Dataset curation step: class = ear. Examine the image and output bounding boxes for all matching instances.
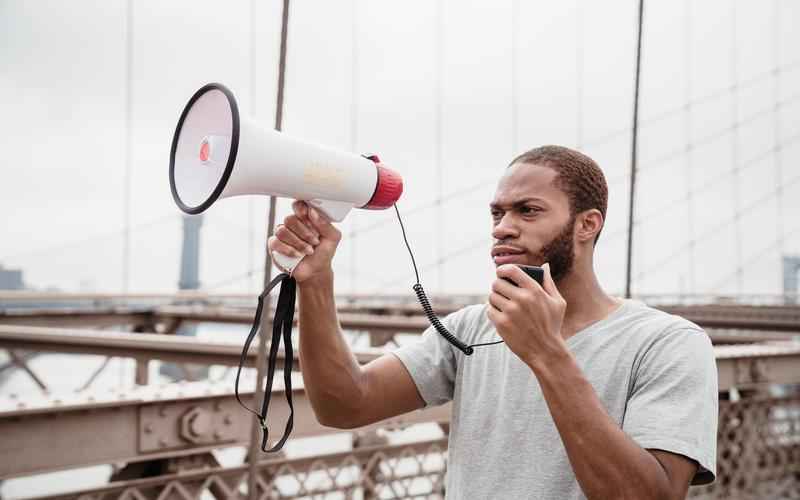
[575,209,604,244]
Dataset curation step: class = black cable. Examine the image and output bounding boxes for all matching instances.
[394,204,504,355]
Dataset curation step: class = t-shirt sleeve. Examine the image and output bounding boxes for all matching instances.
[623,327,718,485]
[390,311,461,408]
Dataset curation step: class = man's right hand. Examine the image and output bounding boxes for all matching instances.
[268,200,342,283]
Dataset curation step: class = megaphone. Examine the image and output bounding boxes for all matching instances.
[169,82,403,272]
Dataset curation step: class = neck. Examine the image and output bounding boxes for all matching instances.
[554,256,621,340]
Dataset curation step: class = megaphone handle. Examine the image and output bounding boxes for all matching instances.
[272,251,304,275]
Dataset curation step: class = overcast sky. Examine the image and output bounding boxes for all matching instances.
[1,0,799,298]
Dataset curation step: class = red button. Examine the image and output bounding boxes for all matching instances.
[199,140,210,162]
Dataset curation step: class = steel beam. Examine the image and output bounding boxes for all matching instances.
[715,342,800,390]
[0,308,154,329]
[0,325,383,369]
[0,379,449,479]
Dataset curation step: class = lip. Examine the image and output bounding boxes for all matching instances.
[491,245,526,265]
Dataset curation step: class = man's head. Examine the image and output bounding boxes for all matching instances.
[490,145,608,282]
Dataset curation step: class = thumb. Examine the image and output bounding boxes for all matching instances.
[307,206,339,239]
[541,262,563,299]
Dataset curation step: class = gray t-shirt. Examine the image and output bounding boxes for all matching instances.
[392,299,718,500]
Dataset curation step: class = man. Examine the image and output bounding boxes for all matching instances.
[268,145,718,499]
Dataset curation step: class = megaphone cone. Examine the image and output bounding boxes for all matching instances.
[169,83,403,272]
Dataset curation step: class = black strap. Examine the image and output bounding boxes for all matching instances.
[234,272,296,452]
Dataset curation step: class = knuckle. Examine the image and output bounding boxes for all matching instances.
[275,225,291,240]
[292,200,307,215]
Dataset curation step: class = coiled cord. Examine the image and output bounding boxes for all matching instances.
[413,283,473,354]
[394,204,504,355]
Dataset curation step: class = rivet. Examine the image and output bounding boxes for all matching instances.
[158,438,167,447]
[159,406,168,417]
[144,423,153,434]
[224,415,232,425]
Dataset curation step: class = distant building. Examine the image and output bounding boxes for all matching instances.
[0,264,25,290]
[784,256,800,304]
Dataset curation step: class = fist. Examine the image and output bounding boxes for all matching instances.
[268,201,342,283]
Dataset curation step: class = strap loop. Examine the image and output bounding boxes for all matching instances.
[234,272,297,452]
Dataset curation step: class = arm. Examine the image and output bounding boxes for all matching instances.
[269,201,424,429]
[531,344,697,500]
[489,264,697,500]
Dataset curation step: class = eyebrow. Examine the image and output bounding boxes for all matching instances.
[489,197,549,210]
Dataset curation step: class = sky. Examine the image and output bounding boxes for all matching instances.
[1,0,799,298]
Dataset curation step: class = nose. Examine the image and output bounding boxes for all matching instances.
[492,212,519,241]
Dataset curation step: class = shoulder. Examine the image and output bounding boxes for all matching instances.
[614,300,713,368]
[620,301,715,375]
[620,300,709,347]
[621,299,704,335]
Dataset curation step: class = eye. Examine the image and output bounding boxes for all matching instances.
[519,206,541,216]
[491,209,504,220]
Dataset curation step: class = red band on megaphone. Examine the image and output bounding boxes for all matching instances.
[363,165,403,209]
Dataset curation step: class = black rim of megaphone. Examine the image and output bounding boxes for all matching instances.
[169,82,240,215]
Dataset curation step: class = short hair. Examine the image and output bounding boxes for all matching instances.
[509,145,608,244]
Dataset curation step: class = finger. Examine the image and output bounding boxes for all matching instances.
[283,215,320,247]
[274,225,314,256]
[268,235,306,260]
[541,262,563,299]
[292,200,309,219]
[307,206,341,240]
[488,291,510,313]
[496,264,539,291]
[491,277,522,300]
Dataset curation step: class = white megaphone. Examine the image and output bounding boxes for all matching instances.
[169,83,403,273]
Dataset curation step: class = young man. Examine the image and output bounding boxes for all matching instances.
[268,145,718,499]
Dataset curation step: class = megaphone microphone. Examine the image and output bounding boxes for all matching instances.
[169,82,403,273]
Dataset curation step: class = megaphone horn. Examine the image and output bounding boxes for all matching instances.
[169,83,403,272]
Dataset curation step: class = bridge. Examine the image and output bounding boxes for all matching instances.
[2,0,800,498]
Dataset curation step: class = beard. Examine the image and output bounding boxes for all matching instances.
[532,215,576,282]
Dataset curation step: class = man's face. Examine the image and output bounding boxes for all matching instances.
[490,163,575,282]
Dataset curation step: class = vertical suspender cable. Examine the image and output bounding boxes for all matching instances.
[511,0,518,155]
[350,0,359,292]
[248,0,258,293]
[625,0,645,299]
[122,0,133,294]
[435,0,445,293]
[575,0,584,149]
[684,0,696,297]
[773,0,784,262]
[247,0,290,496]
[731,0,743,295]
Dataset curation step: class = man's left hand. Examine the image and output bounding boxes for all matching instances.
[487,262,568,367]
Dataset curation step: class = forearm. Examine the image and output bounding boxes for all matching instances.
[529,347,672,500]
[297,271,366,427]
